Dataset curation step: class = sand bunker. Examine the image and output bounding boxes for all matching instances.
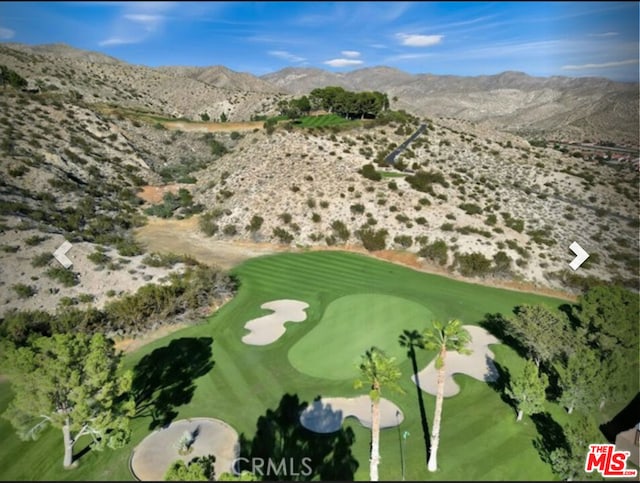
[300,396,404,433]
[412,325,500,397]
[130,418,239,481]
[241,300,309,345]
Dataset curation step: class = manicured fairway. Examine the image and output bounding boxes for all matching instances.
[0,251,586,481]
[289,294,434,379]
[296,114,352,127]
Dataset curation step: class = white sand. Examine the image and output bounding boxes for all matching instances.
[300,396,404,434]
[241,299,309,346]
[130,418,239,481]
[412,325,500,397]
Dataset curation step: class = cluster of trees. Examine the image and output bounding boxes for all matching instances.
[0,65,27,89]
[0,264,238,345]
[491,285,638,480]
[277,86,390,120]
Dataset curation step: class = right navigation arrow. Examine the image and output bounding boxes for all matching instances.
[569,241,589,271]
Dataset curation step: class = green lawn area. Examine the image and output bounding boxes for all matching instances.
[295,114,354,128]
[0,251,597,481]
[289,294,434,380]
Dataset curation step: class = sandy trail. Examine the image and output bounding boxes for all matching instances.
[162,121,264,133]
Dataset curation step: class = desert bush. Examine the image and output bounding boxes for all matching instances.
[459,203,483,215]
[492,251,512,276]
[455,252,492,277]
[418,240,448,265]
[356,226,388,251]
[350,203,365,214]
[246,215,264,232]
[279,212,292,224]
[31,252,53,268]
[45,267,79,287]
[405,169,449,195]
[222,224,237,236]
[394,235,413,248]
[330,220,350,241]
[199,211,219,237]
[273,227,293,244]
[24,235,48,246]
[87,250,110,265]
[12,283,36,299]
[116,238,144,256]
[359,163,381,181]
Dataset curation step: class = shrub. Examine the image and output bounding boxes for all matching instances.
[45,267,80,287]
[356,226,388,251]
[222,224,237,236]
[87,250,110,265]
[359,163,381,181]
[31,252,53,268]
[199,211,219,237]
[485,214,497,226]
[440,223,454,231]
[116,238,144,257]
[273,227,293,244]
[279,213,292,224]
[394,235,413,248]
[455,252,492,277]
[492,251,512,276]
[12,283,36,298]
[388,181,398,190]
[405,169,449,194]
[311,212,321,223]
[459,203,483,215]
[415,216,428,225]
[418,240,448,265]
[24,235,48,246]
[246,215,264,232]
[330,220,350,241]
[350,203,365,214]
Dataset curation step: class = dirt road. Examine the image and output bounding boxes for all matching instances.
[162,120,263,133]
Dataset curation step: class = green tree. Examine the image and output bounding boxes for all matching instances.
[354,347,404,481]
[548,413,603,481]
[505,359,548,421]
[422,320,471,471]
[218,470,259,481]
[0,333,135,468]
[554,347,601,414]
[506,304,570,368]
[164,455,215,481]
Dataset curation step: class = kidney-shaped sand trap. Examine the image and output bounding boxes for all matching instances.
[130,418,239,481]
[300,396,404,433]
[241,299,309,346]
[412,325,500,397]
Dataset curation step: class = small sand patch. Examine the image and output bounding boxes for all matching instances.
[412,325,500,397]
[242,300,308,346]
[130,418,239,481]
[300,396,404,434]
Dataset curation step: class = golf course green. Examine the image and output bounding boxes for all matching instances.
[289,293,434,380]
[0,251,575,481]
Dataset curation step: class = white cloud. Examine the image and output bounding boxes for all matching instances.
[0,27,15,39]
[324,58,364,67]
[396,33,443,47]
[268,50,306,62]
[589,32,619,38]
[385,53,433,62]
[99,37,137,47]
[562,59,639,70]
[341,50,360,58]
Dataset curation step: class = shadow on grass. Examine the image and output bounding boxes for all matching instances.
[237,393,358,481]
[398,329,430,468]
[132,337,214,430]
[486,359,515,410]
[600,392,640,443]
[531,412,569,464]
[479,313,529,359]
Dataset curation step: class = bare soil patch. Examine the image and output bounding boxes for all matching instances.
[162,121,263,133]
[137,184,184,204]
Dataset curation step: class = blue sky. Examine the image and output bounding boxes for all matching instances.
[0,1,638,81]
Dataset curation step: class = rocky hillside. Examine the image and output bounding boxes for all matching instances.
[0,41,637,319]
[262,68,639,146]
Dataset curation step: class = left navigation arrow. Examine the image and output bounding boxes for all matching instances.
[53,241,73,269]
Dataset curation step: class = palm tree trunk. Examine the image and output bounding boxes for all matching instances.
[428,348,447,472]
[62,419,74,468]
[370,395,381,481]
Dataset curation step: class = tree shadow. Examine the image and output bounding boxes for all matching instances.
[398,329,430,467]
[486,359,515,410]
[531,412,569,464]
[236,393,358,481]
[479,312,528,360]
[600,392,640,443]
[132,337,214,430]
[558,303,582,331]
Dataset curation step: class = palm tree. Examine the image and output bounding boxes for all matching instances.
[354,346,404,481]
[399,329,431,467]
[422,320,472,472]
